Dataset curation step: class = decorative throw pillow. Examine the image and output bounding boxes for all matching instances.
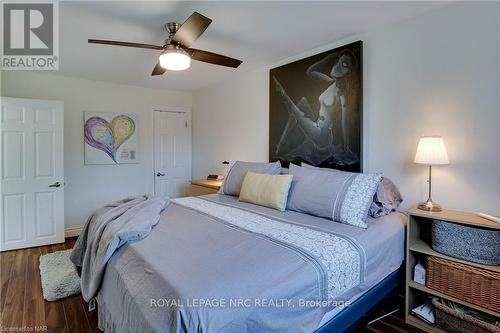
[239,171,293,211]
[301,162,402,218]
[288,164,381,228]
[368,177,403,218]
[220,161,281,196]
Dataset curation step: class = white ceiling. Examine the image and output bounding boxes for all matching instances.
[58,1,445,91]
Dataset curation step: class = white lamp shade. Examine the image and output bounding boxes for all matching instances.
[159,49,191,71]
[414,136,449,165]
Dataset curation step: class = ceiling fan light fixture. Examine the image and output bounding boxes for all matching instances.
[88,12,242,76]
[159,45,191,71]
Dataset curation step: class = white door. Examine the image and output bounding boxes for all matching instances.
[1,97,64,251]
[153,110,191,199]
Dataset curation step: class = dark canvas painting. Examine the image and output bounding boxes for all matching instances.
[269,41,363,172]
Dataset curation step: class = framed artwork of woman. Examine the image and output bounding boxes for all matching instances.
[269,41,362,172]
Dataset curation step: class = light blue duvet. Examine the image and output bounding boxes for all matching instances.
[77,194,404,332]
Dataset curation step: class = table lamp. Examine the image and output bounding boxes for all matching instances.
[414,136,449,212]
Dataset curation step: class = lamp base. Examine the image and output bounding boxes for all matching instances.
[418,199,442,212]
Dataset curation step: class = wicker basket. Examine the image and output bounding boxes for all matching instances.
[432,298,500,333]
[426,256,500,313]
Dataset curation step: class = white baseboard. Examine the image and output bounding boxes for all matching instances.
[65,226,83,238]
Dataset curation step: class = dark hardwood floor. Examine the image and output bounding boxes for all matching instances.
[0,238,425,333]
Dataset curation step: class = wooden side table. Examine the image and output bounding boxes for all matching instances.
[405,207,500,332]
[189,179,223,196]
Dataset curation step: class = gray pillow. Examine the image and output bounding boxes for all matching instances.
[280,167,289,175]
[301,162,403,217]
[220,161,281,196]
[288,164,381,228]
[369,177,403,217]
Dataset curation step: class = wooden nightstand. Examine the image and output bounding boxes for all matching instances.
[405,207,500,332]
[188,179,223,196]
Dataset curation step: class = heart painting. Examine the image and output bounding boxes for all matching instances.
[84,112,138,164]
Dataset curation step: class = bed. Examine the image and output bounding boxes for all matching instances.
[92,193,405,333]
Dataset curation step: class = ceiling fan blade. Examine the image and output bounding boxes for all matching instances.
[151,62,166,76]
[171,12,212,48]
[88,39,163,50]
[189,49,242,68]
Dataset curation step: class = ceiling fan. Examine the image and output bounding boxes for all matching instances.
[88,12,242,76]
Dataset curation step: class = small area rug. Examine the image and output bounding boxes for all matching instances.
[39,249,81,301]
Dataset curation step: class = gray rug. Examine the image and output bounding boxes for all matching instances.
[39,249,81,301]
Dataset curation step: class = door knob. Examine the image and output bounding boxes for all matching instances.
[49,182,61,187]
[156,172,165,177]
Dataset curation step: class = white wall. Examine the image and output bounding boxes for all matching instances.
[193,69,269,175]
[193,2,500,215]
[1,72,192,230]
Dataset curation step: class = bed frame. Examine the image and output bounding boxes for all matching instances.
[315,268,402,333]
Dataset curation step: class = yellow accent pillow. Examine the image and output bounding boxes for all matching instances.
[239,171,293,211]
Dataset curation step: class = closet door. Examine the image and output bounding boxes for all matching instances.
[1,97,64,251]
[153,110,191,199]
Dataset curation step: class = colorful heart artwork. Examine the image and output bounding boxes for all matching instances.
[84,113,137,164]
